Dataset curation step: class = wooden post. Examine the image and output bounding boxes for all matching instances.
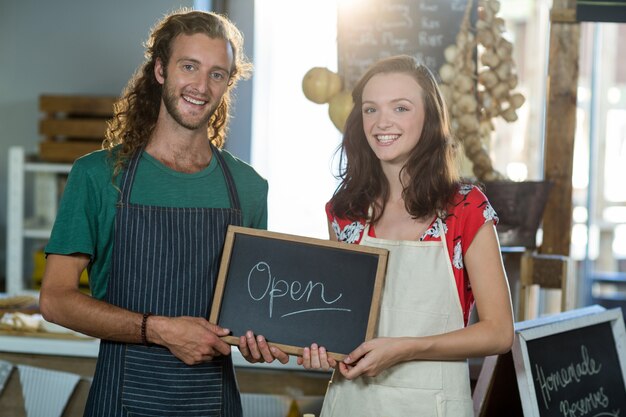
[519,253,572,320]
[540,0,581,257]
[517,1,580,317]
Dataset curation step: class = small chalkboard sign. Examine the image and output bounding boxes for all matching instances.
[474,306,626,417]
[209,226,388,360]
[337,0,471,89]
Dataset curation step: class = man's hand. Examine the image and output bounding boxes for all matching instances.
[238,330,289,364]
[148,316,232,365]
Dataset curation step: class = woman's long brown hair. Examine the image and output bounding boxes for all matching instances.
[330,55,460,223]
[103,9,252,177]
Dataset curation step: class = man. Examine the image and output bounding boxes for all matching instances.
[39,9,287,416]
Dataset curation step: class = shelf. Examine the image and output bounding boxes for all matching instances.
[23,229,53,240]
[24,161,72,174]
[0,333,100,358]
[23,217,53,239]
[6,147,70,295]
[0,335,306,370]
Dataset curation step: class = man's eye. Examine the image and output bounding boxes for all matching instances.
[183,64,195,71]
[211,72,226,81]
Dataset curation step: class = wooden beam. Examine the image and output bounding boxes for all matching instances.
[39,95,116,116]
[540,0,580,257]
[550,8,577,23]
[39,119,109,139]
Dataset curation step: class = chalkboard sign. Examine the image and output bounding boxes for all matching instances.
[337,0,470,89]
[514,307,626,417]
[577,0,626,24]
[474,306,626,416]
[209,226,388,360]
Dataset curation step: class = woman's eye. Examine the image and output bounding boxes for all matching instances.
[396,106,409,112]
[363,107,376,114]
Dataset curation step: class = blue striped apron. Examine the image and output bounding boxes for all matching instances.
[84,146,243,417]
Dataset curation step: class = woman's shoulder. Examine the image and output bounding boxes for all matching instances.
[447,183,498,225]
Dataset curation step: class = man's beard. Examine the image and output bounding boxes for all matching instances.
[161,81,219,131]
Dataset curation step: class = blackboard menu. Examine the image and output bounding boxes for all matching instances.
[475,307,626,417]
[337,0,469,89]
[526,321,626,416]
[501,307,626,417]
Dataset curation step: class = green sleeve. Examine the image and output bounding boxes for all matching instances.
[45,152,114,258]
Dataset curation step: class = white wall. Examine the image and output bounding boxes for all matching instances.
[224,0,255,162]
[0,0,201,283]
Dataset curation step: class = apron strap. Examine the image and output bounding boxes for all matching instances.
[210,143,242,212]
[118,148,143,205]
[116,144,242,212]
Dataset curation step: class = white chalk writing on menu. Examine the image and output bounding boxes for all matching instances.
[338,0,467,88]
[451,0,467,12]
[247,261,350,319]
[533,345,621,417]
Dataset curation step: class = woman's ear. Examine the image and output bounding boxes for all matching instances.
[154,58,165,85]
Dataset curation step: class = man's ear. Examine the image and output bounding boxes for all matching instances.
[154,58,165,85]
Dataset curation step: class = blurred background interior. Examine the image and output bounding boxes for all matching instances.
[1,0,625,416]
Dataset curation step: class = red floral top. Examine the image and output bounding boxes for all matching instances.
[325,185,498,325]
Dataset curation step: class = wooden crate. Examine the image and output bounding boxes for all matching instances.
[38,95,117,162]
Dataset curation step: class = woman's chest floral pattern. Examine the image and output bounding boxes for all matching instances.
[327,185,498,324]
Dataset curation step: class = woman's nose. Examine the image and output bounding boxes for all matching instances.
[375,111,393,129]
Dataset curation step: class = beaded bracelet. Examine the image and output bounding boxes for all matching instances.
[141,312,152,346]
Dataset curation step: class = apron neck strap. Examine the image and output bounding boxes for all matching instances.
[118,147,144,204]
[209,143,241,211]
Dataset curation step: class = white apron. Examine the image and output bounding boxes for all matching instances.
[320,219,473,417]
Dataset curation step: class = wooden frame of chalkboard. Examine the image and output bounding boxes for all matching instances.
[512,307,626,417]
[209,225,388,361]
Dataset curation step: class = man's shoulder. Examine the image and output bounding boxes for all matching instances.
[72,148,115,176]
[218,149,266,185]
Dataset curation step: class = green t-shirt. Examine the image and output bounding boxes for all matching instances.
[45,148,268,300]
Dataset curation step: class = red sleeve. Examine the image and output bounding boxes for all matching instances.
[453,186,499,256]
[445,185,499,325]
[325,202,367,244]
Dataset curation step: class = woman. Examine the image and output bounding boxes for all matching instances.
[299,55,514,416]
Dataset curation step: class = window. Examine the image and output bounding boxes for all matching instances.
[252,0,341,238]
[493,2,626,310]
[573,22,626,308]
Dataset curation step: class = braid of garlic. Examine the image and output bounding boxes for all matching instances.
[439,0,524,182]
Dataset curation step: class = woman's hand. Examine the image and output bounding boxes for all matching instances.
[297,343,337,371]
[338,337,407,380]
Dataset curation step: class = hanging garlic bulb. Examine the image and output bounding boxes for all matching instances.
[438,0,526,182]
